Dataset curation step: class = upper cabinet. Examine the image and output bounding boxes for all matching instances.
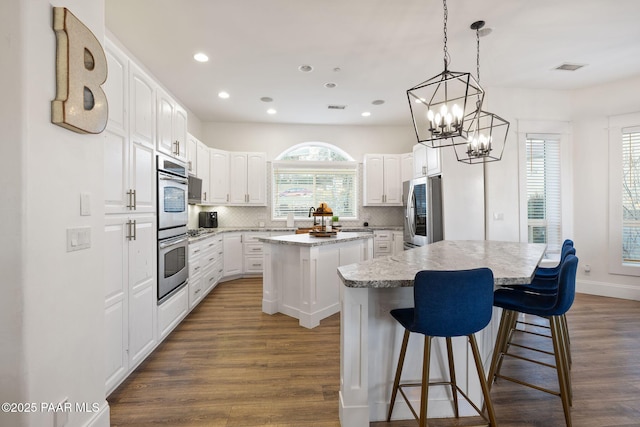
[401,152,413,184]
[186,134,198,175]
[412,143,441,178]
[196,139,210,203]
[156,88,188,161]
[363,154,402,206]
[103,41,155,215]
[229,152,266,205]
[209,149,230,205]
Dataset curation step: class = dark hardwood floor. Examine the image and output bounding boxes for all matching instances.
[108,278,640,427]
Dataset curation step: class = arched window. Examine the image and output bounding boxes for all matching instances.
[272,143,357,220]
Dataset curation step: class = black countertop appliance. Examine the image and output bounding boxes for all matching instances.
[199,211,218,228]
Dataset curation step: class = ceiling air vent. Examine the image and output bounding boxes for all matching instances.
[327,105,346,110]
[554,63,586,71]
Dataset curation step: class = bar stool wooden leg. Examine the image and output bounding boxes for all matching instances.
[469,334,498,426]
[445,337,460,417]
[387,329,410,422]
[550,316,572,427]
[419,336,432,427]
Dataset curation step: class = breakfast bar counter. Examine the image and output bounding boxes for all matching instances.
[336,240,546,426]
[259,232,373,328]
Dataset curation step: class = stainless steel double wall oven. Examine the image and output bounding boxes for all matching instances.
[157,154,189,304]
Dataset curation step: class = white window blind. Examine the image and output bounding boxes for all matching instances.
[526,135,562,254]
[622,127,640,263]
[272,162,357,220]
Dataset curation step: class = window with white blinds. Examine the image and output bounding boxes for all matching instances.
[622,127,640,263]
[526,135,562,254]
[272,143,358,220]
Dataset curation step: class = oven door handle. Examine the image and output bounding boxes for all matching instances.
[159,175,188,185]
[159,235,188,249]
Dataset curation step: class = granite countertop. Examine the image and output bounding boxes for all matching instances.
[337,240,547,288]
[258,231,373,247]
[188,226,401,243]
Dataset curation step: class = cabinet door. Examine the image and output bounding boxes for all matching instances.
[173,105,188,161]
[401,152,413,184]
[104,217,129,393]
[196,141,210,202]
[426,146,442,176]
[104,40,127,133]
[246,152,266,205]
[104,130,129,214]
[156,89,175,157]
[383,155,402,205]
[413,144,427,178]
[223,233,243,276]
[128,216,157,367]
[228,153,248,204]
[364,154,384,205]
[186,134,198,175]
[210,149,229,204]
[130,64,155,149]
[129,141,155,213]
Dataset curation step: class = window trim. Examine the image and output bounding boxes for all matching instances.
[517,120,573,262]
[608,113,640,276]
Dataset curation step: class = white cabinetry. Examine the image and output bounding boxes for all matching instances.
[104,51,155,215]
[243,232,268,274]
[392,231,404,254]
[363,154,402,206]
[196,139,211,203]
[186,133,198,175]
[104,40,158,395]
[229,152,266,205]
[157,87,188,161]
[373,230,393,258]
[209,149,230,205]
[157,286,188,339]
[188,234,223,309]
[223,233,243,276]
[412,143,442,178]
[401,152,413,184]
[104,215,157,394]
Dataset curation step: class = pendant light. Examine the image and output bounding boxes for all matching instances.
[454,20,510,164]
[407,0,484,149]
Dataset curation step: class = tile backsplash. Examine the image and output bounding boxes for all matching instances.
[189,204,403,229]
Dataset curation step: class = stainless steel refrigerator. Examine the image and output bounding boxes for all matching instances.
[403,175,443,249]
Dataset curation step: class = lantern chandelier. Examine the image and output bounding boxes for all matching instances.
[454,20,510,164]
[407,0,484,149]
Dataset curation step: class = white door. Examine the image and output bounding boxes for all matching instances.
[210,149,229,204]
[228,152,248,204]
[196,141,210,202]
[383,155,402,205]
[223,233,243,276]
[364,154,384,205]
[246,152,266,205]
[156,89,175,157]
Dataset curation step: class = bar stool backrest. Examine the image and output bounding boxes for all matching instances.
[412,268,494,338]
[548,254,579,317]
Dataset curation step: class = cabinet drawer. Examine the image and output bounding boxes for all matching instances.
[243,233,267,243]
[374,230,392,240]
[375,241,392,252]
[244,256,264,273]
[244,242,263,255]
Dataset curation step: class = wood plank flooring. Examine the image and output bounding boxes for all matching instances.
[108,278,640,427]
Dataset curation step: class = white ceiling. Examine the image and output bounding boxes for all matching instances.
[105,0,640,127]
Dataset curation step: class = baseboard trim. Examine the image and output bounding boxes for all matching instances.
[83,400,109,427]
[577,279,640,301]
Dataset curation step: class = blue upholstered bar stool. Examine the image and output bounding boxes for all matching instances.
[488,254,578,427]
[387,269,498,427]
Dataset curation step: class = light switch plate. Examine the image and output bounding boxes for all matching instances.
[67,227,91,252]
[80,192,91,216]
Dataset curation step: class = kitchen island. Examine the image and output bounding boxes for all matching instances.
[337,240,546,426]
[259,232,374,328]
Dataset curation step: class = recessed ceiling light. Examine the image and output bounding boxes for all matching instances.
[267,108,277,115]
[372,100,385,105]
[298,65,313,72]
[324,82,337,89]
[260,97,273,103]
[362,112,371,117]
[218,91,230,99]
[193,52,209,63]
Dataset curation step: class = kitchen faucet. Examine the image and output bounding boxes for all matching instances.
[308,207,318,225]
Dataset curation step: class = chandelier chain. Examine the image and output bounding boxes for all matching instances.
[476,27,481,84]
[442,0,450,69]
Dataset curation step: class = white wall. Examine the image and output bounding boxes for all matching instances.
[202,121,416,161]
[570,75,640,299]
[2,1,109,426]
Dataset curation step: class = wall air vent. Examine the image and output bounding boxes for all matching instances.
[554,63,586,71]
[328,105,346,110]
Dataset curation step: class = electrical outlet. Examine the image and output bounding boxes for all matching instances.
[66,227,91,252]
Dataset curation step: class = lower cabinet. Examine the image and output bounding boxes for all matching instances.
[243,232,268,274]
[223,233,243,276]
[373,229,405,258]
[104,214,157,395]
[157,286,188,339]
[188,234,223,308]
